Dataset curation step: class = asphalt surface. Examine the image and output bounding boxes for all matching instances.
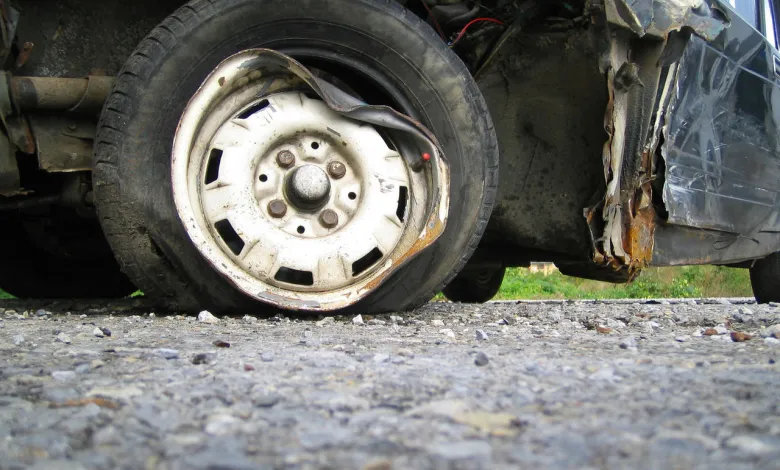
[1,298,780,470]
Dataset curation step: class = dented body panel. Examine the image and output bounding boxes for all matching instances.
[662,33,780,236]
[479,0,780,278]
[589,0,780,271]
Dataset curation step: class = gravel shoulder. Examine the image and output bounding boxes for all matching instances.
[1,299,779,470]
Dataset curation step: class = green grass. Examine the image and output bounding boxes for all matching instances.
[492,265,752,300]
[0,266,754,302]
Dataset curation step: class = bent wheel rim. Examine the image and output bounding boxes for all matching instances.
[171,50,447,311]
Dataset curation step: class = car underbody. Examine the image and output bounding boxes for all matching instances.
[0,0,776,309]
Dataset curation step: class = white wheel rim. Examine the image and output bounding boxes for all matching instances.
[171,50,448,311]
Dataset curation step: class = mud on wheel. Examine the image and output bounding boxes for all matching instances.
[94,0,498,314]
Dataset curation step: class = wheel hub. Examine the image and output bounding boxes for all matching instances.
[286,165,331,210]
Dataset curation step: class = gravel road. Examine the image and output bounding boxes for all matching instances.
[1,298,780,470]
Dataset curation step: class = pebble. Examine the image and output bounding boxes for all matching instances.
[390,315,403,323]
[368,319,387,326]
[431,319,445,327]
[440,328,455,338]
[373,353,391,363]
[316,317,335,327]
[352,314,364,325]
[261,352,275,362]
[730,332,752,342]
[192,352,217,365]
[724,435,777,456]
[87,386,143,400]
[619,336,637,349]
[92,327,105,338]
[212,340,231,348]
[204,414,240,436]
[760,324,780,338]
[675,335,690,343]
[737,307,754,315]
[714,325,729,335]
[475,329,489,341]
[764,337,779,346]
[427,440,492,465]
[703,328,718,336]
[474,351,489,367]
[100,327,112,337]
[243,363,255,371]
[36,309,51,317]
[242,315,258,323]
[52,370,77,382]
[397,348,415,358]
[158,348,180,359]
[55,332,72,344]
[197,310,219,324]
[12,334,24,346]
[363,459,393,470]
[253,393,281,408]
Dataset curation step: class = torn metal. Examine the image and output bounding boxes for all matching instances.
[585,0,729,276]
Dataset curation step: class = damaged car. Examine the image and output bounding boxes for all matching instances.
[1,0,778,312]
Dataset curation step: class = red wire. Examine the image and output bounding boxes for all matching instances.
[420,1,447,41]
[449,17,504,46]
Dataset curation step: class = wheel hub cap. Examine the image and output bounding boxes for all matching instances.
[286,165,331,210]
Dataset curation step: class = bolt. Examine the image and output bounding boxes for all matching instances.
[319,209,339,228]
[327,161,346,179]
[276,150,295,168]
[267,199,288,218]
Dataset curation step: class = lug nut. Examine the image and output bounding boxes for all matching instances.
[327,161,346,179]
[276,150,295,168]
[319,209,339,228]
[267,199,288,218]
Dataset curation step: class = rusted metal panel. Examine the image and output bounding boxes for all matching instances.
[27,114,94,172]
[586,26,667,277]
